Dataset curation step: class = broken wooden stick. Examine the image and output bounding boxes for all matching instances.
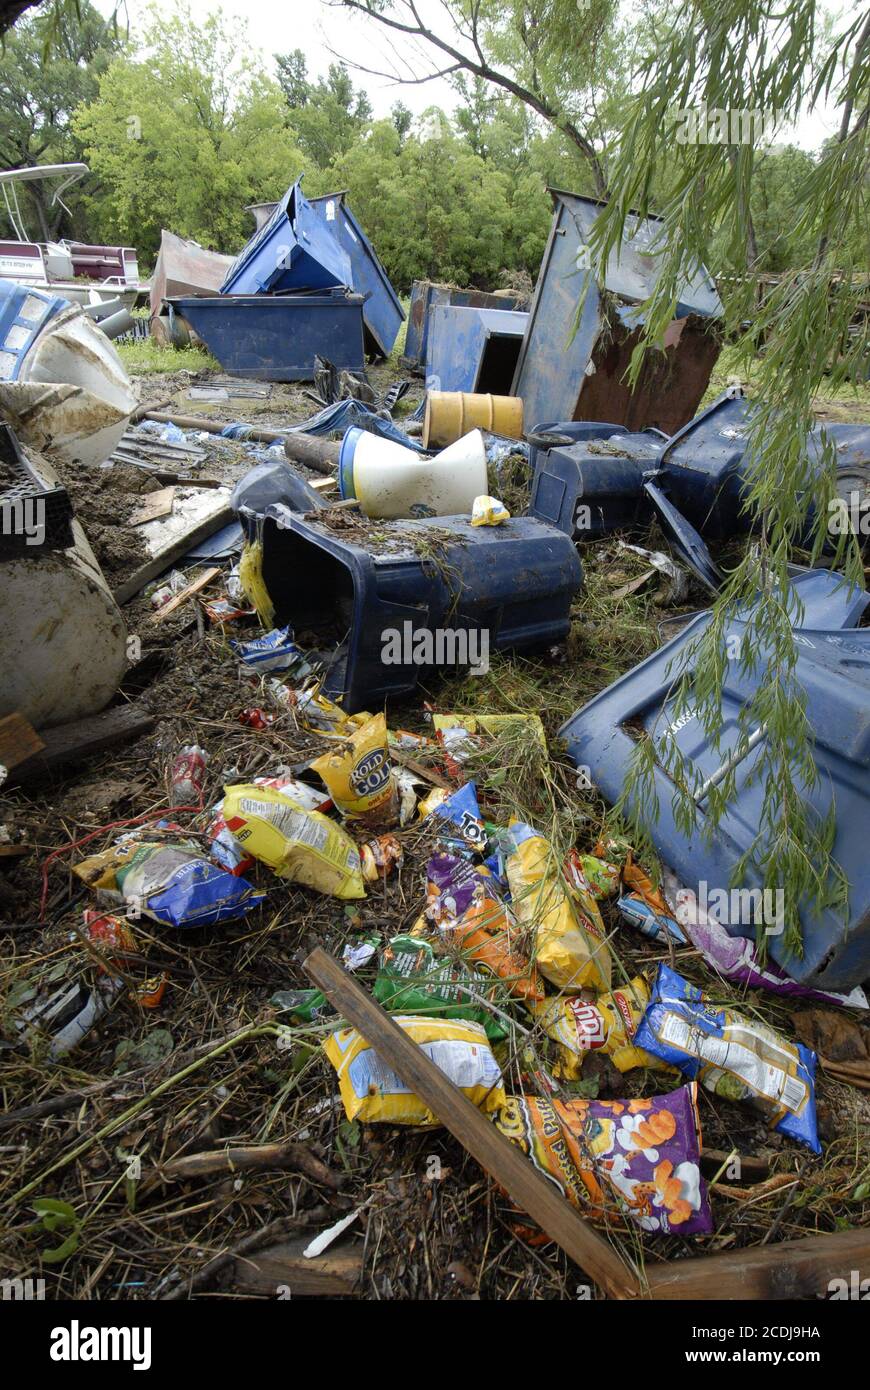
[303,945,640,1300]
[150,1139,343,1191]
[150,566,221,623]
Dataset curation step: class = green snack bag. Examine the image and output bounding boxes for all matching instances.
[373,934,508,1042]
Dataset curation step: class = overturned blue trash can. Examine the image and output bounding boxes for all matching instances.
[558,569,870,992]
[402,280,530,374]
[252,508,583,711]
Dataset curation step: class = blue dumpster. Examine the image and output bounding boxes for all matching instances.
[255,508,583,711]
[220,180,351,296]
[402,280,529,374]
[558,568,870,992]
[168,291,366,381]
[512,189,723,435]
[309,191,405,358]
[425,305,529,395]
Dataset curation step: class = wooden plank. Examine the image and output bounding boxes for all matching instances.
[130,486,176,526]
[113,499,233,605]
[150,566,221,623]
[644,1225,870,1300]
[230,1236,361,1297]
[0,713,45,771]
[10,705,155,781]
[303,946,640,1300]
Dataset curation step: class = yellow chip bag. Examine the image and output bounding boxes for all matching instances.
[324,1014,506,1125]
[311,713,398,828]
[221,784,366,899]
[471,494,510,526]
[528,976,671,1077]
[505,823,612,992]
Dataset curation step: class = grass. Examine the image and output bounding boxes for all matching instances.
[115,337,219,374]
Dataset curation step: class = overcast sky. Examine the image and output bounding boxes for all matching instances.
[97,0,842,149]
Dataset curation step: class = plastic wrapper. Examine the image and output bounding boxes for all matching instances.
[448,897,545,1003]
[505,822,612,992]
[208,776,330,876]
[496,1084,711,1235]
[221,784,366,899]
[425,852,498,926]
[74,835,264,928]
[671,875,868,1010]
[471,494,510,526]
[231,625,315,677]
[528,976,671,1078]
[311,713,398,829]
[373,934,507,1042]
[324,1014,506,1125]
[617,893,686,944]
[564,850,621,900]
[423,781,487,852]
[271,987,333,1022]
[635,963,821,1153]
[204,597,254,624]
[293,687,371,737]
[360,833,403,881]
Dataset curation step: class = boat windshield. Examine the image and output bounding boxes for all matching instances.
[0,163,89,242]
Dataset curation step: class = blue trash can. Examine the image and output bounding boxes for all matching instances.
[558,568,870,992]
[255,508,583,711]
[309,191,405,358]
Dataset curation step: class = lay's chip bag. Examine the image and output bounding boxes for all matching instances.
[324,1014,506,1125]
[527,976,673,1077]
[221,784,365,899]
[505,822,612,992]
[311,713,398,829]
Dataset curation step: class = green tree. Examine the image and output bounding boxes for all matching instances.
[582,0,870,954]
[0,1,121,239]
[275,53,372,167]
[73,2,305,262]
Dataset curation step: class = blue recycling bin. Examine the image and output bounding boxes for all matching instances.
[256,508,583,711]
[558,569,870,992]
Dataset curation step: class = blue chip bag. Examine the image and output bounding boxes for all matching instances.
[231,626,314,675]
[75,837,265,929]
[635,964,820,1153]
[424,781,487,852]
[617,893,686,944]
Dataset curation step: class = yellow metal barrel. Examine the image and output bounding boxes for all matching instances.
[423,390,523,448]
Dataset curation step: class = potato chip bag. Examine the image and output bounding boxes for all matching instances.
[74,835,264,928]
[311,713,398,828]
[505,822,612,992]
[449,897,545,1003]
[470,494,510,526]
[636,963,821,1152]
[324,1014,506,1125]
[221,784,365,899]
[527,976,671,1077]
[495,1083,711,1235]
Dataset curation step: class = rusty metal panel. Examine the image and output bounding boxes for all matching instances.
[149,230,235,321]
[512,190,723,433]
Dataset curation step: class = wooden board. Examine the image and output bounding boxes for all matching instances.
[0,713,45,771]
[150,566,221,623]
[644,1225,870,1300]
[130,487,175,526]
[113,493,233,605]
[303,946,640,1300]
[9,705,155,781]
[230,1236,361,1297]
